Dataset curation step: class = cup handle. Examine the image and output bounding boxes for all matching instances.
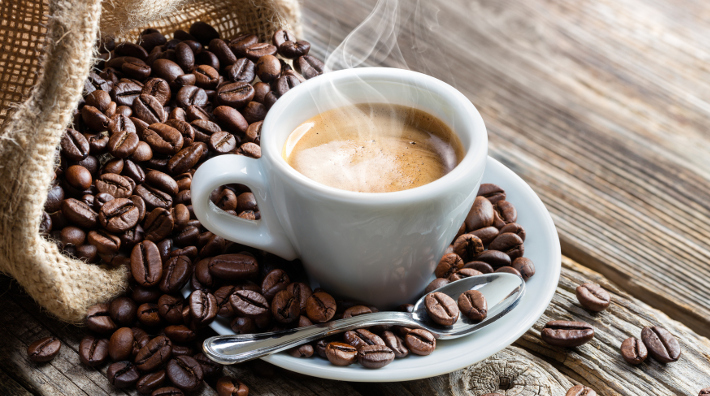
[191,154,297,260]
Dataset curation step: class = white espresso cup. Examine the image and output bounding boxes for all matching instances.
[191,67,488,308]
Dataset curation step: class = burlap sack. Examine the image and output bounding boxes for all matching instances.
[0,0,301,323]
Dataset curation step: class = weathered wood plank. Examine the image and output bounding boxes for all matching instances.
[0,367,33,396]
[301,0,710,337]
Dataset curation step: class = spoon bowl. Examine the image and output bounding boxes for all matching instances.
[202,273,525,365]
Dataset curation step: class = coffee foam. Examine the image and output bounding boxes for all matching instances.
[283,103,464,193]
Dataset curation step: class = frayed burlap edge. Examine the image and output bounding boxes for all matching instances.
[0,0,128,324]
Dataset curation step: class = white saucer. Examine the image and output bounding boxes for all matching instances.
[202,156,561,382]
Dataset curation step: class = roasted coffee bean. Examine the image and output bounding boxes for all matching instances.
[143,123,184,154]
[207,254,259,280]
[99,197,140,232]
[135,335,172,372]
[27,336,61,363]
[448,267,482,281]
[79,335,109,366]
[209,38,237,66]
[61,129,90,160]
[477,183,506,204]
[216,376,249,396]
[296,55,324,79]
[230,316,257,334]
[465,196,494,231]
[189,290,217,325]
[213,106,248,135]
[213,285,239,316]
[240,101,267,123]
[141,77,171,105]
[85,89,111,111]
[136,184,173,211]
[109,327,135,361]
[458,290,487,321]
[261,268,289,301]
[209,131,237,153]
[62,198,98,228]
[174,42,196,73]
[286,282,312,314]
[425,291,459,326]
[137,303,162,327]
[272,29,295,47]
[425,277,449,294]
[193,64,221,89]
[131,240,163,287]
[499,222,525,241]
[489,232,524,260]
[123,59,152,80]
[288,344,314,358]
[76,244,98,262]
[145,171,179,197]
[136,370,167,394]
[116,42,149,59]
[271,289,300,324]
[45,183,65,213]
[164,325,197,344]
[405,329,436,356]
[566,385,597,396]
[575,283,611,312]
[190,353,220,380]
[325,342,358,366]
[641,326,681,363]
[167,142,208,175]
[541,321,595,347]
[474,250,511,267]
[86,303,117,334]
[230,290,269,317]
[223,59,255,84]
[305,291,336,323]
[253,55,280,83]
[452,234,484,262]
[81,105,111,131]
[166,356,203,391]
[132,285,161,304]
[216,82,254,108]
[187,21,218,44]
[144,207,174,241]
[214,188,237,211]
[87,229,121,254]
[175,85,208,108]
[96,173,133,198]
[103,158,125,174]
[493,200,517,228]
[158,294,185,324]
[65,165,92,191]
[620,337,647,365]
[495,266,521,277]
[108,361,140,388]
[110,296,138,326]
[435,253,464,278]
[699,389,710,396]
[274,74,300,97]
[279,40,310,58]
[469,226,500,245]
[113,80,143,107]
[512,257,535,281]
[134,94,167,124]
[152,386,185,396]
[344,329,385,349]
[382,330,408,358]
[160,255,192,293]
[242,42,276,62]
[235,141,261,158]
[191,119,221,142]
[253,82,271,104]
[342,305,372,319]
[60,226,86,247]
[153,59,184,84]
[357,344,394,369]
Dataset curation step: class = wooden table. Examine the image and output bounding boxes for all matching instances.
[2,0,710,394]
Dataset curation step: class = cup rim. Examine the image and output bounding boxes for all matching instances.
[262,67,488,204]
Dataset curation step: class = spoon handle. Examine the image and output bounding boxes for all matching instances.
[203,312,418,364]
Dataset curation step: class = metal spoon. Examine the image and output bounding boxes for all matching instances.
[203,272,525,365]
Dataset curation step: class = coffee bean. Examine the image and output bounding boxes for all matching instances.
[166,355,203,391]
[60,226,86,247]
[261,268,289,301]
[575,283,610,312]
[61,128,90,160]
[81,105,110,131]
[356,344,394,369]
[541,320,594,347]
[469,226,499,245]
[96,173,133,198]
[435,253,464,278]
[45,183,65,213]
[296,55,324,79]
[143,123,184,154]
[153,59,184,84]
[189,290,217,326]
[512,257,535,281]
[566,385,596,396]
[495,266,521,277]
[458,290,487,321]
[474,250,511,267]
[620,337,647,365]
[107,361,140,388]
[135,335,172,372]
[194,65,221,89]
[225,58,255,84]
[137,303,162,327]
[136,370,167,394]
[86,303,117,334]
[216,376,249,396]
[79,335,109,367]
[489,232,524,260]
[110,296,138,326]
[62,198,98,228]
[465,196,494,231]
[158,294,185,324]
[27,336,61,363]
[452,234,484,262]
[207,253,259,280]
[274,74,301,97]
[113,80,143,106]
[144,207,174,241]
[344,329,385,349]
[270,289,300,324]
[288,344,314,358]
[167,142,208,175]
[641,326,681,363]
[306,291,336,323]
[425,292,459,326]
[209,131,237,153]
[342,305,372,319]
[152,386,185,396]
[244,42,277,61]
[493,200,517,228]
[160,255,192,294]
[216,82,254,108]
[176,85,208,108]
[279,40,310,58]
[164,325,197,344]
[499,222,525,241]
[425,277,449,293]
[134,94,167,124]
[230,290,269,317]
[65,165,92,191]
[131,240,163,286]
[325,342,358,366]
[449,267,483,281]
[99,197,140,232]
[477,183,506,204]
[405,329,436,356]
[136,184,173,211]
[381,330,408,358]
[109,327,135,361]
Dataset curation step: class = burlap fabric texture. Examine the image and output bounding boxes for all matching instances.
[0,0,301,323]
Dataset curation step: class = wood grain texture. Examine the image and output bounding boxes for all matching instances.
[301,0,710,337]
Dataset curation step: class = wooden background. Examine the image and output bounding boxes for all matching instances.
[2,0,710,394]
